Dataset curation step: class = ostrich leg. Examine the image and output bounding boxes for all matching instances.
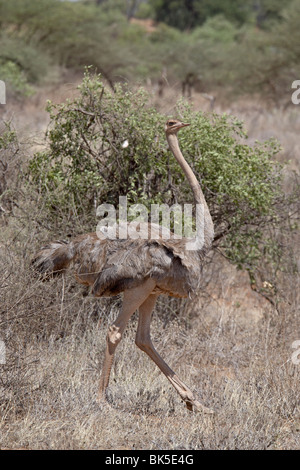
[98,278,156,402]
[135,295,214,413]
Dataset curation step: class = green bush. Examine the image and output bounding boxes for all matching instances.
[0,61,33,98]
[0,33,50,96]
[0,121,21,203]
[27,71,295,280]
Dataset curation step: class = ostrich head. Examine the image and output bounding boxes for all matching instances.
[165,119,190,135]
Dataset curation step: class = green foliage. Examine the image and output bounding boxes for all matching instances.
[150,0,250,30]
[0,0,155,88]
[218,0,300,102]
[0,0,299,100]
[192,15,238,43]
[28,71,290,275]
[0,32,50,96]
[29,73,164,216]
[251,0,294,28]
[0,121,21,200]
[149,0,294,30]
[0,121,18,150]
[0,61,33,98]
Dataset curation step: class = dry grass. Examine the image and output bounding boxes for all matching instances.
[1,215,299,449]
[0,83,300,450]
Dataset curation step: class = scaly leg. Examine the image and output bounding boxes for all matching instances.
[135,294,213,413]
[98,278,156,403]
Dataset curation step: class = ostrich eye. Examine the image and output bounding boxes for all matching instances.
[168,121,176,126]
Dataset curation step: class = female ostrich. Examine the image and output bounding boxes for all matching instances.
[34,119,214,412]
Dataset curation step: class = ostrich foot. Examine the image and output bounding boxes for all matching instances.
[96,389,114,409]
[185,398,214,414]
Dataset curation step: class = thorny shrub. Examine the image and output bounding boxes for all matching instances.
[27,71,299,291]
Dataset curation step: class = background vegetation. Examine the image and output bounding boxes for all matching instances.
[27,71,297,288]
[0,0,299,451]
[1,0,300,103]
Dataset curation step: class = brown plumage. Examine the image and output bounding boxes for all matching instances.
[33,119,214,413]
[34,229,205,298]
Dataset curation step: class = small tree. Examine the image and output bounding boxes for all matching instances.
[28,71,297,290]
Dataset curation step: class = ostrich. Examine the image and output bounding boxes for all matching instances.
[33,119,214,413]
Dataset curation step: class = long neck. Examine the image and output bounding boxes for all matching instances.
[167,133,214,251]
